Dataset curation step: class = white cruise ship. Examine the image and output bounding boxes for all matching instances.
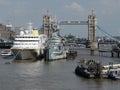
[11,22,47,60]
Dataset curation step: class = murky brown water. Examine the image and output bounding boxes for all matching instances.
[0,48,120,90]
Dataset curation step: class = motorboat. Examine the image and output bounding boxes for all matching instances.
[102,63,120,80]
[102,63,120,75]
[1,49,13,56]
[107,68,120,80]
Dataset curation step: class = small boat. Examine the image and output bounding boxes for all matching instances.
[102,63,120,80]
[108,68,120,80]
[75,59,102,78]
[1,49,13,56]
[102,63,120,75]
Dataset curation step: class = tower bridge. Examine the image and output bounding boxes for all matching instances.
[59,11,97,48]
[42,11,120,58]
[42,11,97,48]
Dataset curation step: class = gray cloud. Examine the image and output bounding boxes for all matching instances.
[65,2,84,12]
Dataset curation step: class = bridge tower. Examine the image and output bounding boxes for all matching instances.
[87,11,98,48]
[42,11,53,38]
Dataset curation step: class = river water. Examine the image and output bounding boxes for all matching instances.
[0,48,120,90]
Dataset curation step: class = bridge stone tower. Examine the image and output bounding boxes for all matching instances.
[43,11,53,38]
[87,11,98,48]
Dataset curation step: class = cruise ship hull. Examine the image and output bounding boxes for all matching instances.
[12,49,43,61]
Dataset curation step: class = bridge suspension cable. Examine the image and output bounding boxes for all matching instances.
[96,25,120,42]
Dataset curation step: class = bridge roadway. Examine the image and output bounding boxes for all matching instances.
[59,21,88,25]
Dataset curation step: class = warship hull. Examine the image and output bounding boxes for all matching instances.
[44,48,67,61]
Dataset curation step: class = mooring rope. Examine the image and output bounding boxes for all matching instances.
[12,50,20,60]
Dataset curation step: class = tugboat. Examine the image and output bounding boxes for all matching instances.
[75,59,120,80]
[75,59,102,78]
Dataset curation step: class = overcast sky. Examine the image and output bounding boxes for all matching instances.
[0,0,120,38]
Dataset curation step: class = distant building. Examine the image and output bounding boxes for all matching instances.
[14,27,22,35]
[0,23,15,41]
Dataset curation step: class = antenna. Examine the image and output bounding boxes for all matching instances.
[92,9,95,16]
[6,20,12,28]
[46,10,49,16]
[27,22,33,30]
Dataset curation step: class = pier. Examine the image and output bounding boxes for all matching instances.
[90,48,120,58]
[68,45,120,58]
[111,48,120,58]
[66,47,77,59]
[0,42,13,49]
